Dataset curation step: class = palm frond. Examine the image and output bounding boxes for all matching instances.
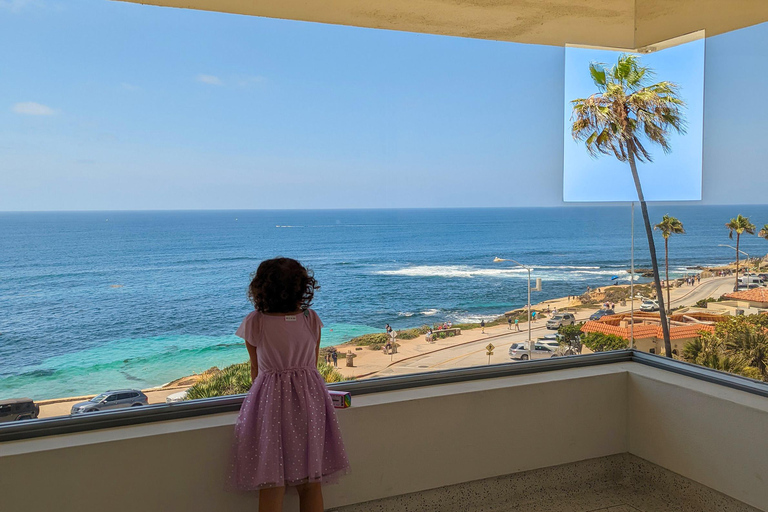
[570,53,686,167]
[654,214,685,238]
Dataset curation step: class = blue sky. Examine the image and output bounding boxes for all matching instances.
[0,0,767,210]
[563,39,705,202]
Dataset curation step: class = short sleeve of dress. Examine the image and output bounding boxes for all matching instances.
[306,309,324,337]
[235,311,261,346]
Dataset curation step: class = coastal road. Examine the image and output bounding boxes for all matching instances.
[373,276,735,377]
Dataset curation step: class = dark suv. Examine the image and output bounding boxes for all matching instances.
[70,389,149,414]
[0,398,40,422]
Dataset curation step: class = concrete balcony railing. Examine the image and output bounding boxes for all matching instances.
[0,351,767,511]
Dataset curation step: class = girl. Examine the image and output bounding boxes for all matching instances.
[231,257,349,512]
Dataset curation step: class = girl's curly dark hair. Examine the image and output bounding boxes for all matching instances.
[247,258,319,313]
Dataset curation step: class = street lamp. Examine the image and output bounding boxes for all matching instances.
[493,257,533,360]
[718,244,750,272]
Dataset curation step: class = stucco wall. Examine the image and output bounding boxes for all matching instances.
[628,366,768,511]
[0,365,628,511]
[2,362,767,511]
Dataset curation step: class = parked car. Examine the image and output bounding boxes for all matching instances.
[736,283,763,291]
[739,276,765,286]
[509,342,560,360]
[546,313,576,330]
[0,398,39,422]
[70,389,149,414]
[589,309,615,321]
[640,300,659,312]
[165,390,189,403]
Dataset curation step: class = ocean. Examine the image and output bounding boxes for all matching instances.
[2,205,767,400]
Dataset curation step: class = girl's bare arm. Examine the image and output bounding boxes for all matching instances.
[245,341,259,382]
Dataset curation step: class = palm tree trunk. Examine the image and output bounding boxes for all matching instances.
[628,148,673,357]
[735,234,740,291]
[665,238,671,316]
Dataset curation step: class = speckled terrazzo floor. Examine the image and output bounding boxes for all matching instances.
[329,454,763,512]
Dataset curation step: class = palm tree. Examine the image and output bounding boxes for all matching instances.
[654,215,685,315]
[571,54,686,358]
[725,327,768,380]
[726,215,755,289]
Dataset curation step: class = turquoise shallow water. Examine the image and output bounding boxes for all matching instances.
[2,206,767,400]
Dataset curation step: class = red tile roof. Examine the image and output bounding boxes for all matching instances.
[723,288,768,304]
[581,321,714,341]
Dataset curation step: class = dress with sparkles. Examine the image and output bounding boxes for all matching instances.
[231,309,349,490]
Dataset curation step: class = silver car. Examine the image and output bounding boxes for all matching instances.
[71,389,148,414]
[546,313,576,330]
[509,342,558,361]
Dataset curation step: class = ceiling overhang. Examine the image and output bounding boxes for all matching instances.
[119,0,768,50]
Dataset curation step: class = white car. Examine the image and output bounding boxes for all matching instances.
[536,334,562,351]
[546,313,576,330]
[509,342,558,361]
[640,300,659,312]
[165,390,189,403]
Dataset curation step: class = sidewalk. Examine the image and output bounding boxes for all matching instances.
[333,275,733,380]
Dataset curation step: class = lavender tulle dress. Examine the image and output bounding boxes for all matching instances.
[230,308,349,491]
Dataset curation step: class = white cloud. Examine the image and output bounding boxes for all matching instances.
[12,102,56,116]
[196,74,223,86]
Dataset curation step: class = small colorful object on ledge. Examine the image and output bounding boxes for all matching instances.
[328,390,351,409]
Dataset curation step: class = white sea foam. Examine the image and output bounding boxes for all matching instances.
[376,265,527,278]
[397,311,415,317]
[375,264,627,280]
[451,313,500,324]
[421,309,440,316]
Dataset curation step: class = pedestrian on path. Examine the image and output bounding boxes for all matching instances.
[515,318,520,331]
[507,316,512,330]
[480,319,485,334]
[332,351,338,367]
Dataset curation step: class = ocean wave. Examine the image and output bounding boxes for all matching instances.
[421,309,440,316]
[376,265,527,278]
[450,313,501,324]
[374,265,628,279]
[397,311,415,317]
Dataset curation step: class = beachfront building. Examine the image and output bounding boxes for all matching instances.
[2,2,768,512]
[580,311,725,355]
[704,288,768,316]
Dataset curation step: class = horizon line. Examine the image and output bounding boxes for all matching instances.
[1,202,765,214]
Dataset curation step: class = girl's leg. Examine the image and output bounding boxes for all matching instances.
[296,482,324,512]
[259,486,286,512]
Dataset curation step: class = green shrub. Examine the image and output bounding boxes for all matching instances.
[695,297,717,308]
[450,322,479,330]
[185,360,349,400]
[185,363,251,400]
[603,287,630,303]
[397,325,431,340]
[581,332,629,352]
[558,323,584,344]
[348,333,389,346]
[317,361,346,383]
